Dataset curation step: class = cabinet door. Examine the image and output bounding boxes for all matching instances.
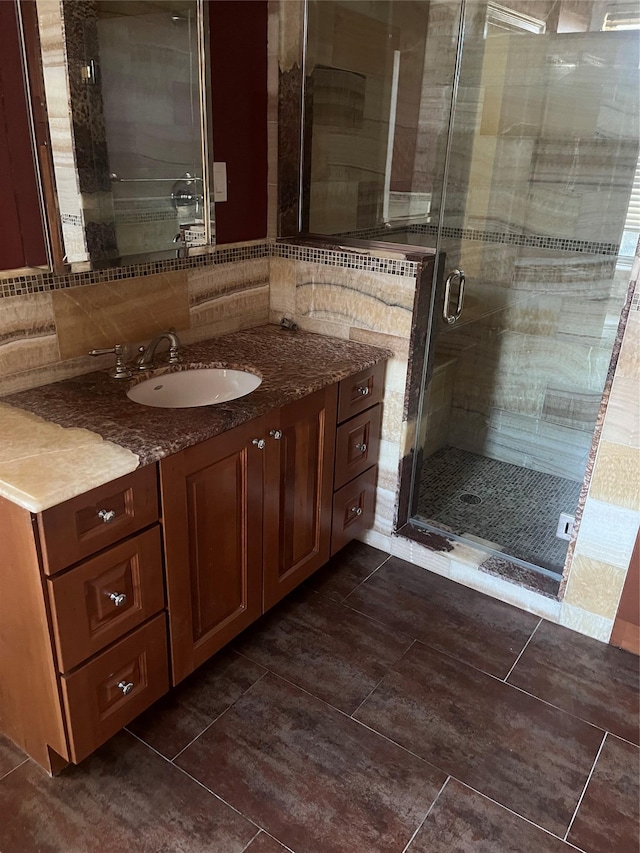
[263,385,338,610]
[160,419,264,684]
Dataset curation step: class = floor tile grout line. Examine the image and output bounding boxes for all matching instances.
[450,777,588,851]
[339,607,540,687]
[127,675,595,852]
[261,671,613,846]
[401,776,450,853]
[603,730,640,749]
[338,599,416,641]
[563,731,608,843]
[170,759,295,850]
[239,828,262,852]
[170,670,270,762]
[239,608,616,746]
[349,638,418,718]
[267,669,436,768]
[350,674,393,720]
[503,617,543,683]
[502,679,612,736]
[0,757,29,783]
[124,729,272,840]
[172,763,263,828]
[340,553,392,603]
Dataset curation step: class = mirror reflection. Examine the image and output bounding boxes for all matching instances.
[39,0,214,266]
[0,0,215,274]
[95,1,211,259]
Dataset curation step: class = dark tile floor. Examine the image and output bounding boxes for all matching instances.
[0,541,638,853]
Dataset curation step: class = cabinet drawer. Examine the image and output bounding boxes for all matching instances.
[61,614,169,764]
[334,404,382,490]
[48,527,165,672]
[38,465,159,575]
[337,361,385,424]
[331,466,377,556]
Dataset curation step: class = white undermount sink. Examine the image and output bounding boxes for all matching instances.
[126,367,262,408]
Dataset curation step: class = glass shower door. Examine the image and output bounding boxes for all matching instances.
[412,0,640,577]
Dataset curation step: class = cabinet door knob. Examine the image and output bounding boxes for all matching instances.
[269,429,283,440]
[109,592,127,607]
[350,506,363,516]
[97,508,116,523]
[355,442,367,453]
[117,680,134,696]
[252,438,266,450]
[357,386,370,396]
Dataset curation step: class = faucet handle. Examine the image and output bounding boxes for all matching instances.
[89,344,132,380]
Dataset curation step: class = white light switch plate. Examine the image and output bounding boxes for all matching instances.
[213,162,227,202]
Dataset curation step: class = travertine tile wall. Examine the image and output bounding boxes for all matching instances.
[269,247,416,538]
[0,245,269,395]
[430,15,640,482]
[560,250,640,642]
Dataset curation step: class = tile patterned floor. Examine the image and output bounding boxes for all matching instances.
[0,540,638,852]
[417,446,583,573]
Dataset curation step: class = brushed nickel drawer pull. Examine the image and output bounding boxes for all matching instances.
[109,592,127,607]
[355,442,367,453]
[357,386,370,396]
[252,438,266,449]
[117,680,134,696]
[350,506,363,516]
[97,509,116,523]
[269,429,283,440]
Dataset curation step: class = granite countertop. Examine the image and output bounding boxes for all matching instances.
[0,325,391,512]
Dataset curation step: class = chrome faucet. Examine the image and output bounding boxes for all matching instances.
[134,330,182,370]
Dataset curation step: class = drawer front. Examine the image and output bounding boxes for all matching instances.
[38,465,159,575]
[334,404,382,490]
[337,361,385,424]
[48,527,165,672]
[331,466,377,556]
[61,614,169,764]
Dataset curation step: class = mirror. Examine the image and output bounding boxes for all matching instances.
[0,0,215,275]
[40,0,215,266]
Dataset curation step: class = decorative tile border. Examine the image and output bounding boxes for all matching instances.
[407,224,620,256]
[2,225,623,301]
[272,242,419,277]
[328,223,620,256]
[0,242,271,299]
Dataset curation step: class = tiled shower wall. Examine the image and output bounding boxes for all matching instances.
[418,7,640,482]
[435,242,627,481]
[270,243,418,539]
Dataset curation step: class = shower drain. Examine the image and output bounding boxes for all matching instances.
[459,492,482,505]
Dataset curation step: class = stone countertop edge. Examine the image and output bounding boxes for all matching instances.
[0,325,392,512]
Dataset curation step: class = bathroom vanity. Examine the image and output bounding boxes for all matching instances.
[0,327,388,773]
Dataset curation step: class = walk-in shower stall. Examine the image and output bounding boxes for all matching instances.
[303,0,640,586]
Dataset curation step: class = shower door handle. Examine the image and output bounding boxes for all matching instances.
[442,269,466,325]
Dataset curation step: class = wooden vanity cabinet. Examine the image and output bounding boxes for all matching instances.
[159,418,264,685]
[0,466,168,774]
[0,363,384,771]
[330,361,384,554]
[262,385,338,611]
[161,384,338,684]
